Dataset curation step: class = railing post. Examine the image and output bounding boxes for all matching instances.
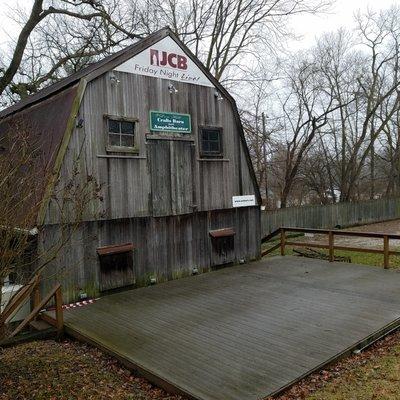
[32,275,41,310]
[280,228,286,256]
[0,320,5,341]
[55,287,64,336]
[383,235,389,269]
[328,231,334,262]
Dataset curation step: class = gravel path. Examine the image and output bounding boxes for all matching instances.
[297,219,400,250]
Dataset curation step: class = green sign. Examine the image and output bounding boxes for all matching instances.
[149,111,191,133]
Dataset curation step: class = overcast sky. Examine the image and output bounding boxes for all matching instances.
[288,0,399,50]
[0,0,398,51]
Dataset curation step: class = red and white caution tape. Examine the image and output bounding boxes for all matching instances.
[45,298,99,312]
[63,299,98,310]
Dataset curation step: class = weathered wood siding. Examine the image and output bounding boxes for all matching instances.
[39,207,261,302]
[148,140,196,216]
[40,64,261,302]
[45,71,258,224]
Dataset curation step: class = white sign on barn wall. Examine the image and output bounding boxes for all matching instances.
[114,36,214,87]
[232,195,256,208]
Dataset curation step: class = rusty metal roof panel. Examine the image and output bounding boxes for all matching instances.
[0,84,79,227]
[0,84,78,163]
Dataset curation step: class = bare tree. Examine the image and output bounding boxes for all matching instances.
[0,125,102,340]
[312,8,400,202]
[376,109,400,196]
[241,77,277,205]
[272,54,348,208]
[134,0,332,82]
[269,6,400,205]
[0,0,144,103]
[0,0,333,105]
[300,134,338,204]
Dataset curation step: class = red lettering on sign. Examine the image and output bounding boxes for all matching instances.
[177,55,187,70]
[150,49,159,66]
[149,48,188,70]
[160,51,168,66]
[168,53,177,68]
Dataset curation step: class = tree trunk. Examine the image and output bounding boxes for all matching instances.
[262,112,268,207]
[280,184,291,208]
[370,121,375,199]
[0,276,5,341]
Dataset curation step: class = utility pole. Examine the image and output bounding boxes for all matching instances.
[262,112,268,208]
[370,116,375,200]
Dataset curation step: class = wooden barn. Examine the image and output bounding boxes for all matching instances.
[0,28,261,302]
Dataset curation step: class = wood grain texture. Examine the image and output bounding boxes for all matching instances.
[262,197,400,238]
[39,207,260,302]
[45,72,258,224]
[62,256,400,400]
[39,50,261,304]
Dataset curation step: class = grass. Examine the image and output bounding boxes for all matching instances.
[0,340,183,400]
[307,356,400,400]
[262,238,400,269]
[331,250,400,269]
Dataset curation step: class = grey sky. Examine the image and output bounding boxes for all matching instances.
[288,0,399,50]
[0,0,398,51]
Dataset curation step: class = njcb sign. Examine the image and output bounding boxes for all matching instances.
[114,36,214,87]
[149,111,191,134]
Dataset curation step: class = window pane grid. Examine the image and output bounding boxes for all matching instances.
[201,128,222,156]
[108,118,135,148]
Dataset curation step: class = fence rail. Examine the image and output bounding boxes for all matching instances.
[262,227,400,269]
[262,197,400,239]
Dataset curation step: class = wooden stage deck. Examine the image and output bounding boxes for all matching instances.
[63,256,400,400]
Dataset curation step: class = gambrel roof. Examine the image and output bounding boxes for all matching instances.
[0,27,261,226]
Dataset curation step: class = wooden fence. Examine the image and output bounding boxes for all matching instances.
[262,227,400,269]
[261,197,400,239]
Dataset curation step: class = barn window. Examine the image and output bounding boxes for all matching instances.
[199,127,223,157]
[107,117,136,149]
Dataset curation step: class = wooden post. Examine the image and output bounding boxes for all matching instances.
[55,287,64,336]
[11,284,61,338]
[280,228,286,256]
[328,231,334,262]
[383,235,389,269]
[33,275,41,310]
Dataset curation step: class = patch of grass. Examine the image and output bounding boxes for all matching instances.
[0,340,183,400]
[333,250,400,269]
[262,243,400,269]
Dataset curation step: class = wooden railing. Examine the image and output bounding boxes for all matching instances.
[0,274,63,339]
[262,227,400,269]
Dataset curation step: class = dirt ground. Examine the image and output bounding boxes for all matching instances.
[296,219,400,249]
[3,331,400,400]
[0,340,184,400]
